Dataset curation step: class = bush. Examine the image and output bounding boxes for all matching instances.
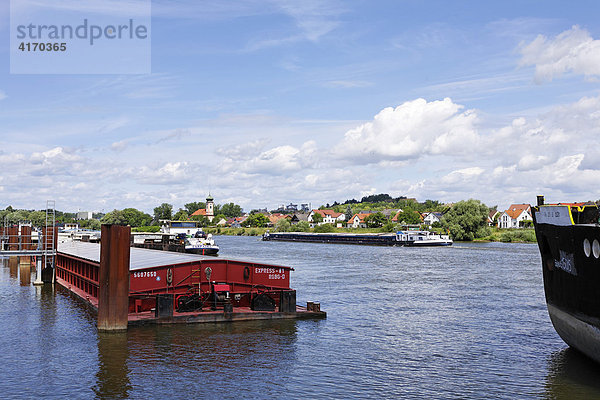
[381,221,396,232]
[500,229,536,242]
[313,223,335,233]
[290,221,310,232]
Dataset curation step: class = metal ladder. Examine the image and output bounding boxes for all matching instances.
[44,200,56,270]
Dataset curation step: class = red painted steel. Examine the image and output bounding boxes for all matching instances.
[56,245,294,315]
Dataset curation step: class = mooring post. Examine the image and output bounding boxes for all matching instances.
[33,256,43,285]
[98,224,131,332]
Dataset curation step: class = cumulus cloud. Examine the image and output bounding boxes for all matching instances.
[135,162,196,185]
[111,140,128,152]
[218,140,318,175]
[519,26,600,82]
[336,98,479,164]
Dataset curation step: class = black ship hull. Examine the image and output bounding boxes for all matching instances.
[533,202,600,363]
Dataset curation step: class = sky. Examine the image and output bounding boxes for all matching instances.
[1,0,600,214]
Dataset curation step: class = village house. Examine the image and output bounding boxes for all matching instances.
[488,209,499,226]
[268,213,290,227]
[308,209,346,227]
[347,213,371,228]
[498,204,532,228]
[289,213,310,225]
[422,212,443,226]
[227,216,247,228]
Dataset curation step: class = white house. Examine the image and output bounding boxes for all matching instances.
[423,212,442,226]
[308,209,346,226]
[347,213,370,228]
[499,204,532,228]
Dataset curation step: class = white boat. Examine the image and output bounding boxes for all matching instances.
[395,230,453,246]
[182,230,219,255]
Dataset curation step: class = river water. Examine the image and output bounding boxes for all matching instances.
[2,237,600,399]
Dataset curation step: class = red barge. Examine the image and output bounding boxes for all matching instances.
[55,241,325,326]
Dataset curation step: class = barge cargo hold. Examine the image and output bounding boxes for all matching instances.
[262,231,452,246]
[55,241,325,326]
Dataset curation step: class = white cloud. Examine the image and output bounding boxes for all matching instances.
[324,80,372,88]
[0,91,6,101]
[519,26,600,82]
[336,98,479,164]
[111,140,128,152]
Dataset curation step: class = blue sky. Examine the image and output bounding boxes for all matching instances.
[1,0,600,214]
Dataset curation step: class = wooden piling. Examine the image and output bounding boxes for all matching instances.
[97,225,131,332]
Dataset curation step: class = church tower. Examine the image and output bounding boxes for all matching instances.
[206,194,214,222]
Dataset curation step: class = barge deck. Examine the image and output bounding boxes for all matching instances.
[56,239,325,327]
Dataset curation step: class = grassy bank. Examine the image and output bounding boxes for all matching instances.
[475,228,537,243]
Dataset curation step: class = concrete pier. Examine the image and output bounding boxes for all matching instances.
[97,225,131,332]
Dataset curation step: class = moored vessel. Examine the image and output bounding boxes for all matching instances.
[262,230,452,246]
[532,195,600,362]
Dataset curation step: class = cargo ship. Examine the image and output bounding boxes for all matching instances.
[532,195,600,362]
[262,230,452,246]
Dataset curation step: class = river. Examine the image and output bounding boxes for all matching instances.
[2,237,600,399]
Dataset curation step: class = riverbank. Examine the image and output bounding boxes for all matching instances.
[199,226,537,243]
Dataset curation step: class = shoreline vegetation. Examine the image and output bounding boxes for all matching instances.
[193,226,537,243]
[1,194,538,244]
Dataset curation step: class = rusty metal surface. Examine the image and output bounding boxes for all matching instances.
[97,225,131,331]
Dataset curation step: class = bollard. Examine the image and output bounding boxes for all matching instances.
[97,225,131,332]
[313,302,320,312]
[307,301,314,312]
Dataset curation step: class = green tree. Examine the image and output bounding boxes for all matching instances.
[275,218,291,232]
[220,202,243,218]
[313,223,335,233]
[101,210,128,225]
[6,210,30,223]
[290,221,310,232]
[213,214,227,224]
[190,214,209,227]
[397,210,422,224]
[28,211,47,227]
[80,219,101,230]
[184,202,205,215]
[243,213,269,227]
[311,212,323,224]
[442,199,489,241]
[154,203,173,222]
[345,205,354,221]
[364,212,387,228]
[381,221,396,232]
[173,208,189,221]
[122,208,152,227]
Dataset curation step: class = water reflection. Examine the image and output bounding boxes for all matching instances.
[544,347,600,399]
[94,332,131,399]
[9,256,18,279]
[20,265,31,286]
[93,320,298,399]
